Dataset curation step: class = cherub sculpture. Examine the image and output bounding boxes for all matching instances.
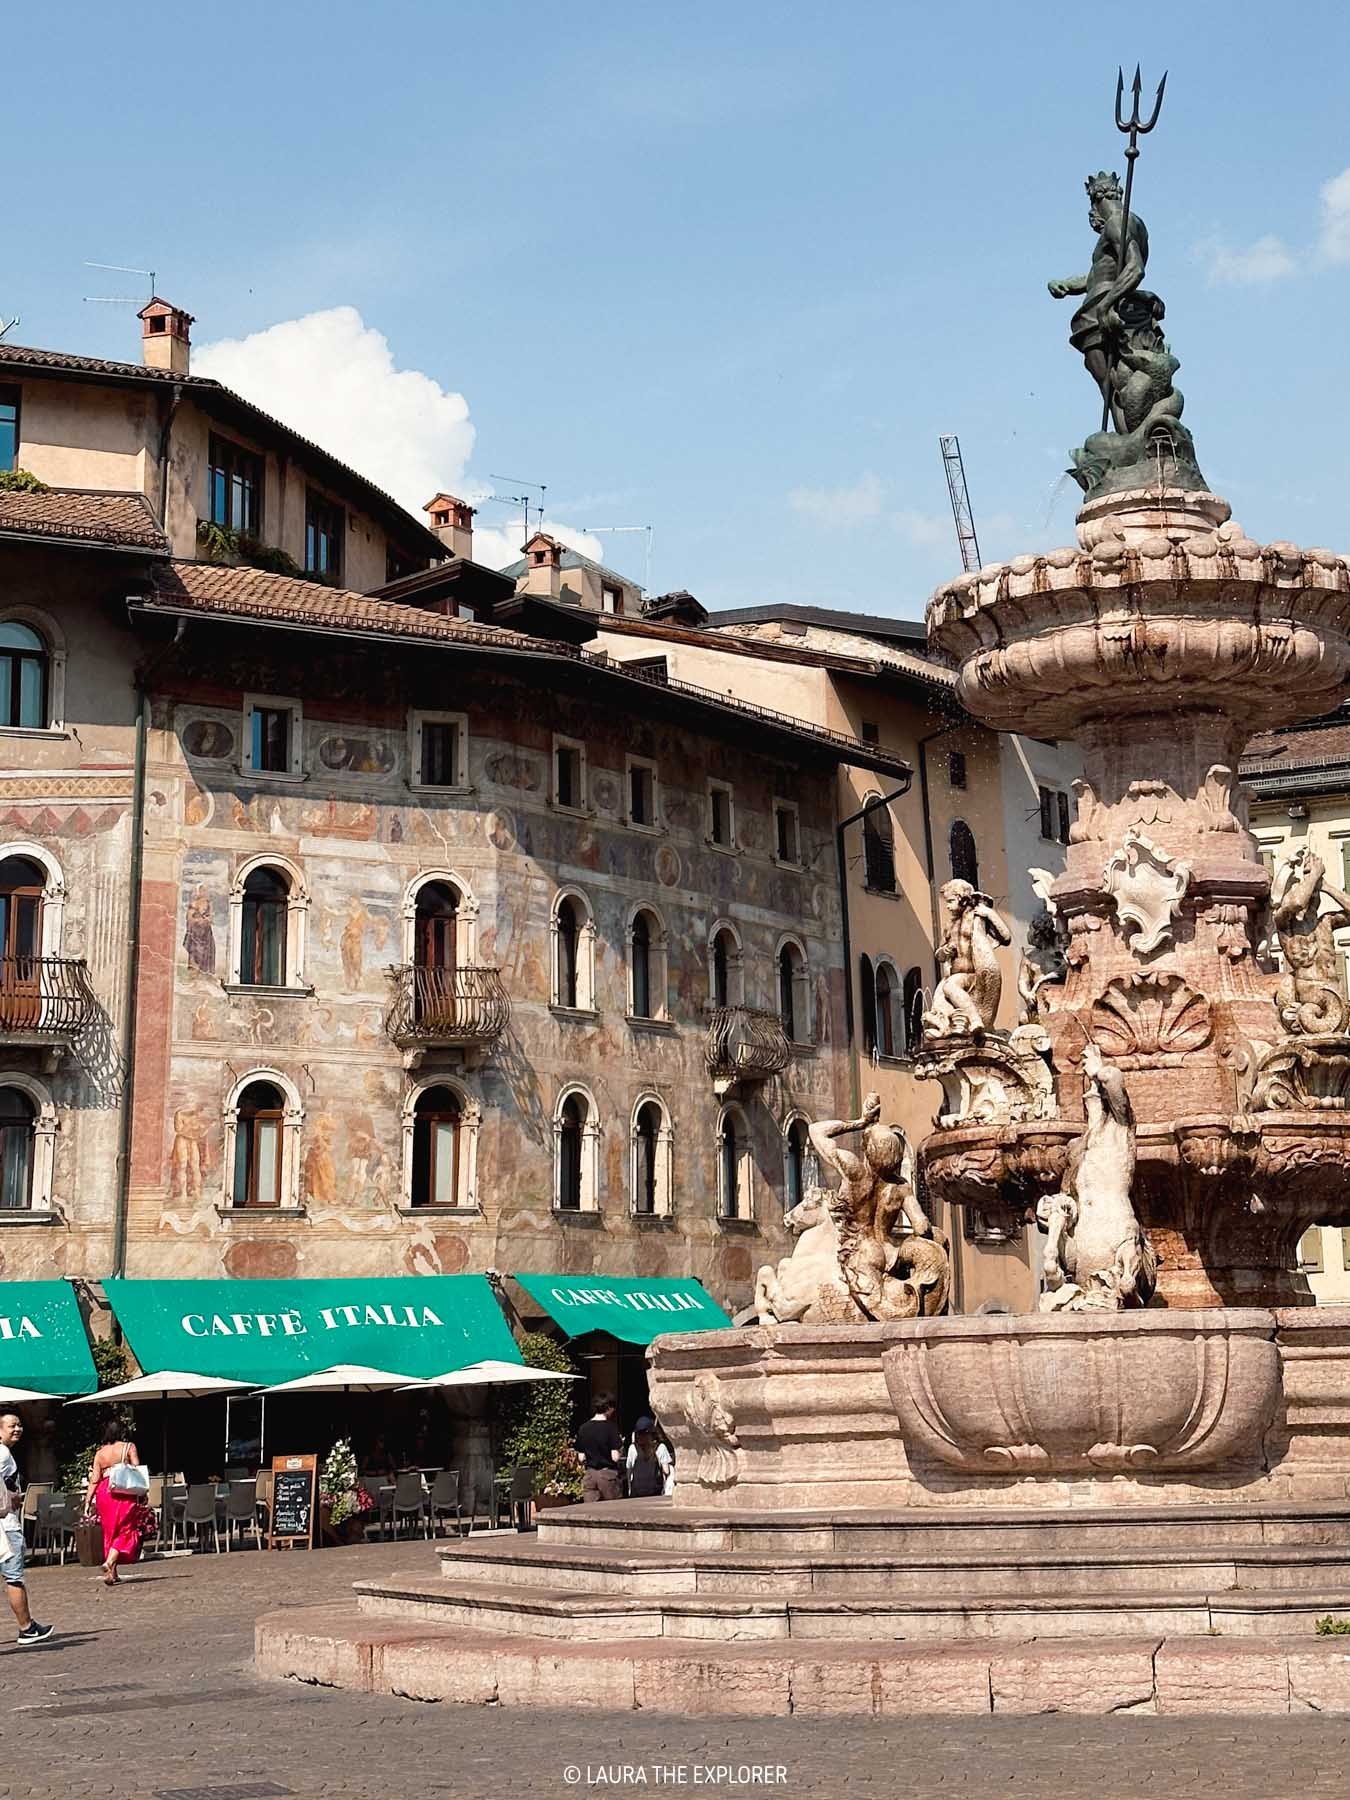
[923,880,1011,1041]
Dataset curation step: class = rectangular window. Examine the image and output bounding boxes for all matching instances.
[1038,785,1055,841]
[0,387,18,473]
[1057,790,1072,845]
[410,711,467,790]
[554,738,585,811]
[774,801,800,865]
[305,490,344,584]
[1300,1226,1324,1274]
[244,695,302,778]
[861,721,880,746]
[601,583,624,615]
[628,758,657,828]
[948,750,967,790]
[709,781,734,848]
[208,435,263,536]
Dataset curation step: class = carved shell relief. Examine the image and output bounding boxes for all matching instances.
[1089,970,1213,1065]
[1102,830,1191,956]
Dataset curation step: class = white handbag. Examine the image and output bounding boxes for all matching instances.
[107,1445,149,1496]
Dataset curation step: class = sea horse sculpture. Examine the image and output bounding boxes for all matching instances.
[1037,1042,1156,1312]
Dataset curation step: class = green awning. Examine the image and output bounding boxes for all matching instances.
[512,1273,732,1346]
[103,1276,521,1388]
[0,1281,98,1396]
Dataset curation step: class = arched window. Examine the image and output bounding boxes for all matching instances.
[552,891,595,1011]
[556,1091,587,1211]
[902,965,925,1053]
[949,819,979,887]
[413,880,460,1029]
[718,1105,750,1221]
[232,1079,285,1208]
[0,1085,35,1210]
[778,939,809,1044]
[239,867,291,986]
[0,855,45,1028]
[631,912,652,1017]
[0,622,48,730]
[410,1085,461,1208]
[710,922,744,1009]
[858,953,876,1055]
[633,1100,661,1215]
[862,796,897,893]
[874,962,897,1058]
[784,1115,812,1211]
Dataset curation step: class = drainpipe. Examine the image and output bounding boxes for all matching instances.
[156,385,183,532]
[835,781,912,1114]
[112,617,185,1277]
[917,712,963,985]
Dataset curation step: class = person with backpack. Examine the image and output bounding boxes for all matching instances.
[625,1416,674,1498]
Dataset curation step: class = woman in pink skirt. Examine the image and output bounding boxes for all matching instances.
[83,1420,147,1585]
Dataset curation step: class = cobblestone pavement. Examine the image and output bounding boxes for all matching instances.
[5,1541,1350,1799]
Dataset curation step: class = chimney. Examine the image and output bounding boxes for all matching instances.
[423,492,475,560]
[138,297,194,377]
[519,531,563,601]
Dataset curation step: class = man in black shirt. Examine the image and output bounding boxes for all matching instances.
[575,1396,622,1503]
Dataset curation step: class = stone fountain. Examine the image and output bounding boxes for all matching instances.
[259,146,1350,1718]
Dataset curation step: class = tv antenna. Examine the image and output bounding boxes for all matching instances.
[484,474,547,545]
[82,262,157,306]
[939,435,982,574]
[580,525,655,591]
[0,317,18,342]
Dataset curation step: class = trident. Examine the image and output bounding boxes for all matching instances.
[1100,64,1168,432]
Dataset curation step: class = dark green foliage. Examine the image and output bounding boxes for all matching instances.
[0,469,49,493]
[496,1333,583,1499]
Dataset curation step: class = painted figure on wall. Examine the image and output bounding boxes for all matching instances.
[182,886,217,976]
[340,897,369,991]
[303,1112,338,1206]
[169,1104,211,1207]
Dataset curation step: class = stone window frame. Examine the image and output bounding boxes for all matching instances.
[551,733,589,816]
[220,1065,304,1213]
[781,1109,817,1212]
[774,931,812,1046]
[400,868,480,966]
[242,692,304,782]
[0,605,67,737]
[630,1091,675,1218]
[0,1071,58,1220]
[624,753,661,834]
[772,797,801,868]
[399,1073,481,1213]
[871,954,904,1061]
[0,839,66,957]
[706,778,737,852]
[226,853,311,992]
[626,901,670,1023]
[550,887,598,1013]
[553,1081,602,1213]
[708,917,746,1010]
[407,708,470,794]
[716,1101,754,1223]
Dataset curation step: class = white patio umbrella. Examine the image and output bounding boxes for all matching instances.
[399,1360,579,1390]
[67,1370,257,1486]
[0,1385,69,1405]
[259,1363,415,1396]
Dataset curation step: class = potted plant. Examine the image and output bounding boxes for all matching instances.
[319,1438,373,1545]
[496,1334,583,1509]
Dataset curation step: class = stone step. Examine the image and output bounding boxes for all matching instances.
[536,1496,1350,1557]
[351,1568,1350,1643]
[256,1606,1350,1715]
[431,1535,1350,1600]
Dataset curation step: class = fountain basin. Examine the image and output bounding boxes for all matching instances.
[883,1309,1279,1478]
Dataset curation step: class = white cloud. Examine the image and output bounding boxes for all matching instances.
[789,472,885,528]
[1319,167,1350,264]
[1196,233,1296,286]
[892,507,951,549]
[195,306,600,572]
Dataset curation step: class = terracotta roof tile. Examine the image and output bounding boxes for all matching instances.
[1242,719,1350,767]
[0,487,167,550]
[145,560,559,653]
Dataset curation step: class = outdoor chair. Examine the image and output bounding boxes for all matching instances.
[392,1470,429,1540]
[429,1469,462,1538]
[21,1481,50,1550]
[42,1493,79,1565]
[508,1465,536,1534]
[254,1469,273,1537]
[366,1479,396,1540]
[224,1480,262,1551]
[182,1482,222,1553]
[164,1483,189,1551]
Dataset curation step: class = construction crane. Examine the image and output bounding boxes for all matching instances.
[939,434,982,574]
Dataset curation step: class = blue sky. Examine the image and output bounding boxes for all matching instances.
[7,1,1350,610]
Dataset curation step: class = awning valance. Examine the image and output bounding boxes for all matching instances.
[103,1276,521,1388]
[512,1274,731,1346]
[0,1281,98,1396]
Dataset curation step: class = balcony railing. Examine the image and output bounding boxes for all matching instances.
[0,957,101,1041]
[705,1005,792,1095]
[385,964,511,1053]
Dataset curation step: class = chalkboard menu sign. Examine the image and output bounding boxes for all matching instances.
[269,1453,317,1550]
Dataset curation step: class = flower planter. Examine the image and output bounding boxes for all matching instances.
[534,1494,578,1511]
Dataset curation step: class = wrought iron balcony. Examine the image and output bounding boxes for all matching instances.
[385,964,511,1056]
[705,1005,792,1096]
[0,957,101,1044]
